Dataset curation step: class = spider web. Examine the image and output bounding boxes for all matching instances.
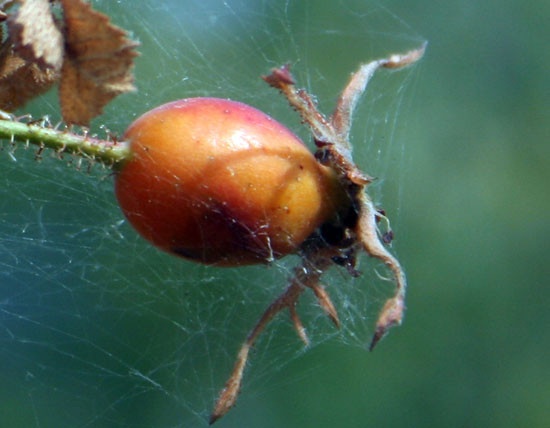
[0,1,423,426]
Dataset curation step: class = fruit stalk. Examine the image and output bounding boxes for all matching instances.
[0,118,130,165]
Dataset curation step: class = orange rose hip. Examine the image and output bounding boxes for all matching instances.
[115,97,345,266]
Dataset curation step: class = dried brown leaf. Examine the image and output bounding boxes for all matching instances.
[0,42,59,111]
[8,0,64,70]
[59,0,139,125]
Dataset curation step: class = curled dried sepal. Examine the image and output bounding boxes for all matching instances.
[210,253,334,424]
[355,191,407,350]
[382,43,427,69]
[209,281,305,424]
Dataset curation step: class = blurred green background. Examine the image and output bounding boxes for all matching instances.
[0,1,548,427]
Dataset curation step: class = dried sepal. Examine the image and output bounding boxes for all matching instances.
[8,0,64,70]
[59,0,139,126]
[211,45,425,423]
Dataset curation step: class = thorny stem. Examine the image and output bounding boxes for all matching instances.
[0,116,130,165]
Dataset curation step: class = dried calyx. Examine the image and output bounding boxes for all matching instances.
[210,44,426,424]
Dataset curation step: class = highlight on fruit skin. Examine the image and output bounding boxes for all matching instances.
[114,97,347,266]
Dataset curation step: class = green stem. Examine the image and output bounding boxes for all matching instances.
[0,119,130,165]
